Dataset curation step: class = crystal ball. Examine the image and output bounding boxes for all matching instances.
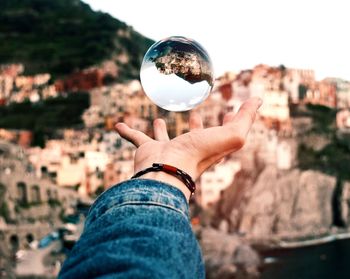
[140,36,214,112]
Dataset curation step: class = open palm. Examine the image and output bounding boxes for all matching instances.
[116,97,262,184]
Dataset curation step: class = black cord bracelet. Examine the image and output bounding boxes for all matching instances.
[131,163,196,195]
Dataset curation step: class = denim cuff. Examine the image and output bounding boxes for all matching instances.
[85,179,190,226]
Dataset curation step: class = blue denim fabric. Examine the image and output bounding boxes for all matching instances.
[59,179,205,279]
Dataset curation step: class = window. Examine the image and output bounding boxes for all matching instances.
[17,182,27,204]
[10,235,19,251]
[31,185,41,203]
[26,234,34,244]
[148,105,154,118]
[0,183,6,200]
[47,189,52,200]
[53,190,58,200]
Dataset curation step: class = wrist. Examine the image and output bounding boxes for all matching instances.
[136,171,192,201]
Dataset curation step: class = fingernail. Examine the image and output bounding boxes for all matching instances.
[256,97,263,107]
[115,122,123,129]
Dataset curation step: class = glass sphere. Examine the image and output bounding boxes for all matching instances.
[140,36,214,112]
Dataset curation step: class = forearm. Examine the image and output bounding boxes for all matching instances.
[59,179,204,279]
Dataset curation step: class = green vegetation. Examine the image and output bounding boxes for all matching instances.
[298,141,350,181]
[18,200,43,209]
[48,199,61,208]
[0,93,90,146]
[0,184,10,222]
[93,185,105,198]
[0,202,10,222]
[305,104,337,134]
[0,0,153,79]
[297,104,350,181]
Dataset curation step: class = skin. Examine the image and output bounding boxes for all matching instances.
[115,97,263,201]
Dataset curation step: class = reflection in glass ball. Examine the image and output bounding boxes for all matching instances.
[140,36,214,112]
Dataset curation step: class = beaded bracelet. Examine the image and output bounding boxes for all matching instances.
[131,163,196,195]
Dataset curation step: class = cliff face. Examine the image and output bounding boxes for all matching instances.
[200,121,349,276]
[338,181,350,226]
[218,166,340,238]
[210,106,350,240]
[232,167,336,238]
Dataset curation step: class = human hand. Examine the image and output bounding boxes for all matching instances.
[115,97,262,200]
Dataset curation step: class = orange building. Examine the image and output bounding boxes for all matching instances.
[55,69,103,92]
[304,80,337,108]
[18,130,33,148]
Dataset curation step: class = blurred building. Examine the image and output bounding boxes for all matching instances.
[0,64,58,105]
[337,109,350,130]
[199,160,241,208]
[276,140,293,170]
[55,69,103,92]
[194,90,226,127]
[259,90,290,122]
[327,78,350,109]
[237,120,295,170]
[82,106,104,128]
[304,79,337,108]
[0,129,33,149]
[103,159,134,189]
[0,140,79,253]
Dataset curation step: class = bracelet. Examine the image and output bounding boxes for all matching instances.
[131,163,196,195]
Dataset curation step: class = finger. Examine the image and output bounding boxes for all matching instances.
[230,97,262,138]
[189,111,203,130]
[115,123,152,147]
[153,118,170,141]
[198,148,235,174]
[222,112,235,125]
[191,97,262,158]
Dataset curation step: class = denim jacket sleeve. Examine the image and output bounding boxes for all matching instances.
[59,179,205,279]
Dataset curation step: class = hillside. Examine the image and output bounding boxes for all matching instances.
[0,0,154,79]
[293,104,350,181]
[0,93,90,146]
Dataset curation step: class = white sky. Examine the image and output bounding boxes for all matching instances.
[83,0,350,81]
